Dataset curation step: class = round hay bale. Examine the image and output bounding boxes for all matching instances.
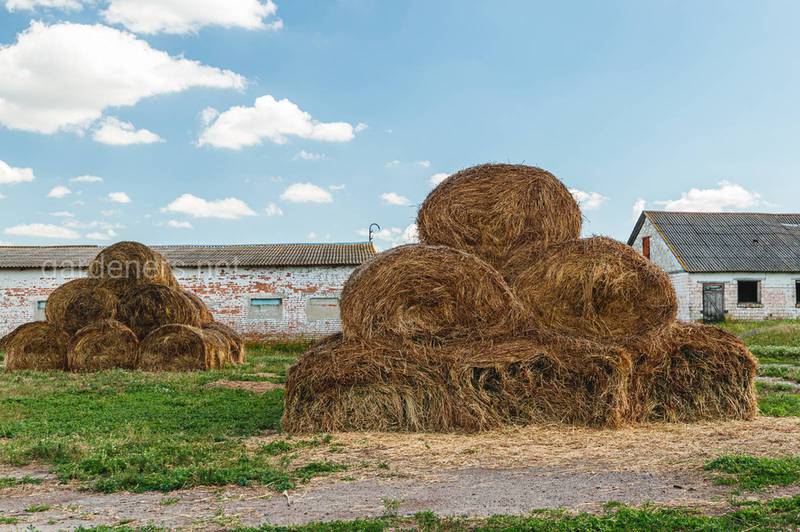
[511,237,677,345]
[137,324,215,371]
[182,290,213,324]
[630,323,757,422]
[3,321,69,372]
[45,278,118,335]
[202,328,231,369]
[416,164,582,271]
[67,319,139,372]
[202,321,245,364]
[118,284,201,340]
[339,244,526,343]
[89,241,177,288]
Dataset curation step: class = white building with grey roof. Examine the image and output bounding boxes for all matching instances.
[628,211,800,322]
[0,242,376,339]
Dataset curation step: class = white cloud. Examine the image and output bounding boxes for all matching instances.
[569,188,608,211]
[86,228,118,240]
[307,231,317,240]
[92,117,163,145]
[354,122,368,133]
[631,198,646,221]
[163,193,257,219]
[264,202,283,216]
[280,183,333,204]
[70,174,103,183]
[48,185,71,198]
[63,219,122,230]
[102,0,283,35]
[166,220,192,229]
[108,192,131,203]
[357,223,418,248]
[0,160,35,184]
[381,191,411,206]
[198,95,357,149]
[50,211,73,217]
[5,0,81,11]
[0,22,244,134]
[4,223,79,239]
[430,172,449,186]
[418,160,431,168]
[292,150,325,161]
[655,181,764,212]
[200,107,220,125]
[328,184,346,191]
[385,160,400,168]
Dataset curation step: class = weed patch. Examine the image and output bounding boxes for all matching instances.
[706,455,800,490]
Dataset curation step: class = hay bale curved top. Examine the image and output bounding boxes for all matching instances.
[3,321,69,372]
[417,164,582,270]
[137,324,214,372]
[118,284,201,339]
[89,241,177,288]
[340,244,526,343]
[202,321,244,364]
[511,237,677,345]
[45,278,118,335]
[68,319,138,371]
[182,290,213,324]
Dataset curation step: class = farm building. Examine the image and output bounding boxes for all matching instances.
[628,211,800,322]
[0,242,375,339]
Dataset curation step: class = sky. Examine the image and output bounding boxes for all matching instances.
[1,0,799,249]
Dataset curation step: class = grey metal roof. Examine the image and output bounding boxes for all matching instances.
[0,242,376,269]
[628,211,800,273]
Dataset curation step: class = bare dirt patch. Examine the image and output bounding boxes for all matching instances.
[206,380,284,393]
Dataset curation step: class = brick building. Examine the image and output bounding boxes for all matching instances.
[0,243,375,339]
[628,211,800,322]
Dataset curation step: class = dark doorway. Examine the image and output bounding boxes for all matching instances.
[702,283,725,323]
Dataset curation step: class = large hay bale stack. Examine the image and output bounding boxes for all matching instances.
[511,237,677,346]
[202,321,245,364]
[67,319,139,371]
[89,241,178,288]
[45,278,118,335]
[630,323,758,422]
[340,244,526,343]
[118,284,202,339]
[2,322,69,371]
[138,324,223,371]
[417,164,582,272]
[183,290,213,324]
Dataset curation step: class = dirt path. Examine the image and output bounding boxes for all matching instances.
[2,417,799,530]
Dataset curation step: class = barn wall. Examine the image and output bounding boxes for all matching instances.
[631,217,685,274]
[0,265,355,339]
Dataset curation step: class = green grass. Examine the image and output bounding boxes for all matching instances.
[759,392,800,417]
[0,343,348,493]
[24,503,52,513]
[718,319,800,347]
[749,345,800,364]
[0,516,19,525]
[706,455,800,490]
[759,364,800,383]
[0,475,42,488]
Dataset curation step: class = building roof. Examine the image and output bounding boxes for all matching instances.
[0,242,377,269]
[628,211,800,273]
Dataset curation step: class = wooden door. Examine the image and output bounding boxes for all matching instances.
[702,283,725,323]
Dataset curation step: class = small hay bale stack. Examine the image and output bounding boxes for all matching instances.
[340,244,526,343]
[138,324,220,371]
[44,278,118,335]
[511,236,677,346]
[202,321,245,364]
[2,322,69,371]
[183,290,213,324]
[630,323,758,422]
[68,319,139,371]
[417,164,582,272]
[118,284,202,339]
[89,241,178,288]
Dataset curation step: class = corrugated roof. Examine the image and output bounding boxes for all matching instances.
[0,242,376,269]
[628,211,800,272]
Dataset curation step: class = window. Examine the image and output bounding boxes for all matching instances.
[737,280,760,305]
[307,297,340,321]
[34,300,47,321]
[642,236,651,260]
[796,281,800,306]
[248,297,283,320]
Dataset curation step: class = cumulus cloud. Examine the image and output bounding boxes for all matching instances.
[264,202,283,216]
[655,181,764,212]
[70,174,103,183]
[4,223,79,239]
[166,220,192,229]
[354,122,368,133]
[163,193,257,219]
[569,188,608,211]
[0,160,35,184]
[0,22,244,134]
[102,0,283,35]
[280,183,333,204]
[292,150,325,161]
[380,191,411,206]
[5,0,81,11]
[631,198,647,221]
[108,192,131,203]
[198,95,357,149]
[48,185,71,198]
[92,117,163,145]
[357,223,419,249]
[86,228,118,240]
[430,172,449,186]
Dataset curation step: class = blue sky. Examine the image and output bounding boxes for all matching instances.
[1,1,798,248]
